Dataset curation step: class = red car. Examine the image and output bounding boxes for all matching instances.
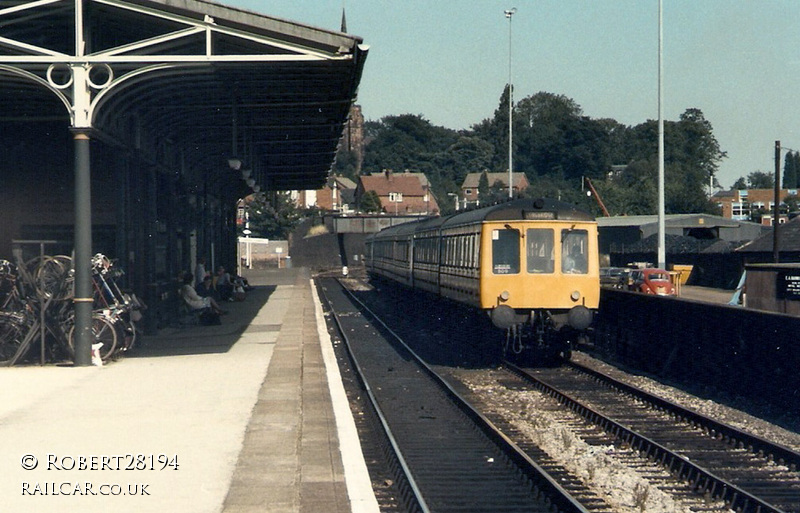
[629,268,676,296]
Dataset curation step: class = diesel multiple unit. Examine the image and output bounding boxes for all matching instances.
[365,198,600,360]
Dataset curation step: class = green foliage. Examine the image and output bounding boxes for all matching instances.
[362,114,493,209]
[333,149,359,181]
[478,171,489,198]
[784,151,800,189]
[242,192,302,239]
[484,179,509,205]
[527,175,594,211]
[746,170,774,189]
[362,89,728,216]
[359,190,382,213]
[784,193,800,213]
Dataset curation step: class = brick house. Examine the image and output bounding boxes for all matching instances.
[356,170,439,215]
[460,171,529,208]
[713,188,798,225]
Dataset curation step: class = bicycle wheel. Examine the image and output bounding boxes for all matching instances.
[67,314,118,362]
[0,312,32,365]
[32,256,73,301]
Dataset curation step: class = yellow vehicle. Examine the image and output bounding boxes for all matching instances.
[366,198,600,361]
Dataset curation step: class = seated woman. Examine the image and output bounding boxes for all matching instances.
[180,273,227,316]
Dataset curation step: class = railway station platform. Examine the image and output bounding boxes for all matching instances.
[0,268,379,513]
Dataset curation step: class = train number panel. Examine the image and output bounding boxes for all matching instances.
[366,198,600,363]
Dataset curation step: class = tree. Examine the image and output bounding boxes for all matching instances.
[784,151,799,189]
[746,171,774,189]
[362,114,461,209]
[359,190,382,213]
[333,149,359,181]
[362,114,458,174]
[244,192,302,239]
[361,91,729,217]
[486,179,509,204]
[478,171,489,200]
[784,193,800,214]
[613,109,725,215]
[677,108,727,181]
[596,159,658,216]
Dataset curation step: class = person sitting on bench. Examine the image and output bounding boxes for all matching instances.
[180,272,227,316]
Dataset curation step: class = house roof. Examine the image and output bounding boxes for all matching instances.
[325,175,356,190]
[333,176,357,190]
[461,172,528,189]
[737,216,800,252]
[360,172,430,196]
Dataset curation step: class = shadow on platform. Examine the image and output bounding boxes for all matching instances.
[129,285,277,358]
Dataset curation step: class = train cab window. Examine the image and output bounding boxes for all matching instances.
[492,229,520,274]
[561,229,588,274]
[526,229,554,273]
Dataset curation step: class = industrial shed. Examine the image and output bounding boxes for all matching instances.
[598,214,766,255]
[600,214,767,289]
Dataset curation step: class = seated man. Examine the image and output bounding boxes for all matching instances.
[196,275,215,298]
[180,272,226,318]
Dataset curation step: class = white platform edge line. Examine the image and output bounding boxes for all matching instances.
[311,279,380,513]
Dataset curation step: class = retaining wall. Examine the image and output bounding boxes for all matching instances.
[594,289,800,413]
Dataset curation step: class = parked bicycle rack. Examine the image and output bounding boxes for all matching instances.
[0,254,142,366]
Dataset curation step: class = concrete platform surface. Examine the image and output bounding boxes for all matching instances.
[0,268,378,513]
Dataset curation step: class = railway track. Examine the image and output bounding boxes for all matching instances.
[505,361,800,513]
[336,276,800,511]
[317,277,595,513]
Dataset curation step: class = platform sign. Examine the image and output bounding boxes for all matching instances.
[778,271,800,300]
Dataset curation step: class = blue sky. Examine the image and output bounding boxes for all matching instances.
[222,1,800,189]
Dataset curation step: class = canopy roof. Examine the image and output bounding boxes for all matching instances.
[0,0,368,190]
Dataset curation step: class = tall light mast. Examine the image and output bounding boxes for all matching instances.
[505,7,516,199]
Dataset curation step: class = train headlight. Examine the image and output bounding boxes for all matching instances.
[499,290,510,301]
[570,290,581,302]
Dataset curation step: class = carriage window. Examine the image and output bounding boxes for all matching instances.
[561,229,588,274]
[492,229,520,274]
[526,229,554,273]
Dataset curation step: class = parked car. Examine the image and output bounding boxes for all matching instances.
[628,268,676,296]
[600,267,629,289]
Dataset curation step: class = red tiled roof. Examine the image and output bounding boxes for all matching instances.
[360,173,428,196]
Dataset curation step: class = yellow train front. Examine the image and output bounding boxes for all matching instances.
[366,198,599,361]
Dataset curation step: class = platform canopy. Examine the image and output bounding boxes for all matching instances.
[0,0,368,190]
